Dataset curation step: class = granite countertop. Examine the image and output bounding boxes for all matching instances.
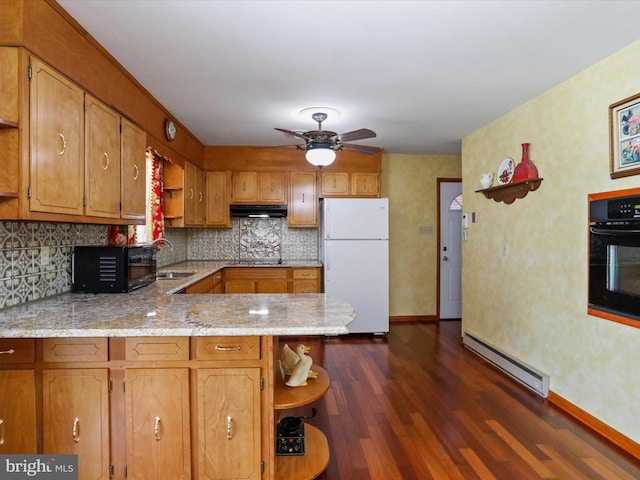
[0,261,352,338]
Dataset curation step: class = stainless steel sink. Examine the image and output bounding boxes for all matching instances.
[156,271,195,279]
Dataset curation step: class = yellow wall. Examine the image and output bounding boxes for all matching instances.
[382,153,461,317]
[462,40,640,443]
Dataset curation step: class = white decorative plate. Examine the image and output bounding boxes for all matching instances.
[497,157,515,185]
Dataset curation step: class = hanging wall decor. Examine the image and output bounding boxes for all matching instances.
[609,93,640,179]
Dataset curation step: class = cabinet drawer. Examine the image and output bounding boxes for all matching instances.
[42,338,108,363]
[292,269,318,279]
[292,280,318,293]
[0,339,35,364]
[125,337,189,361]
[196,337,260,361]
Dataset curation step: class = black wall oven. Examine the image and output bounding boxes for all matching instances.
[589,192,640,322]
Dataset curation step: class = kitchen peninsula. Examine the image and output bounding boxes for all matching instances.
[0,261,354,480]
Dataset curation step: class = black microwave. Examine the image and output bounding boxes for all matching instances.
[72,245,157,293]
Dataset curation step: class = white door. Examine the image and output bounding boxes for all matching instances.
[439,182,462,319]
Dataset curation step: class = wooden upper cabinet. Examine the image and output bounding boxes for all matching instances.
[320,172,349,197]
[320,171,380,197]
[206,171,231,228]
[30,57,85,215]
[232,171,287,204]
[259,172,287,203]
[185,161,205,226]
[289,171,318,227]
[121,118,147,220]
[85,94,121,218]
[351,172,380,197]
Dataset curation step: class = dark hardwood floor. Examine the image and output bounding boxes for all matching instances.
[282,321,640,479]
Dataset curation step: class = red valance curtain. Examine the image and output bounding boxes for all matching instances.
[146,148,165,241]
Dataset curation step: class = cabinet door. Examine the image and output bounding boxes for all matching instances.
[125,368,191,480]
[224,279,256,294]
[288,172,317,227]
[195,166,206,225]
[42,369,110,480]
[197,368,261,480]
[320,172,349,197]
[85,94,121,218]
[258,172,286,203]
[0,370,36,454]
[121,118,147,220]
[351,172,380,197]
[30,57,84,215]
[185,162,198,225]
[232,172,258,203]
[257,279,289,293]
[206,171,230,227]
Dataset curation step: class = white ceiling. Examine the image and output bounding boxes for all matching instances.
[58,0,640,155]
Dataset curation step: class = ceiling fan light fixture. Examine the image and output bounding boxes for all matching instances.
[305,142,336,167]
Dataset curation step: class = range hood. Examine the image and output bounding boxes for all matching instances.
[230,204,287,218]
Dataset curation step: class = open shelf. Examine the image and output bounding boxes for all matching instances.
[476,178,543,204]
[276,424,329,480]
[274,366,329,410]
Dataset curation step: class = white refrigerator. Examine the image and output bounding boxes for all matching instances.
[320,198,389,334]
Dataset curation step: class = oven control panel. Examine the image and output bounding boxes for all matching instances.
[590,194,640,222]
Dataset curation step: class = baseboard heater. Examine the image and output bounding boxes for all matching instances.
[462,332,550,398]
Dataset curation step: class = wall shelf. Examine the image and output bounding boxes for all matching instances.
[274,366,329,410]
[476,178,543,204]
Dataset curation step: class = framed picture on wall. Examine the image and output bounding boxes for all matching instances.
[610,93,640,178]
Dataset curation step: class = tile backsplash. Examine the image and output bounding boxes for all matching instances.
[0,218,318,309]
[0,222,107,308]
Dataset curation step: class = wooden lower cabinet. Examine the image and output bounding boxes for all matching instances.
[42,369,110,480]
[124,368,192,480]
[197,368,262,480]
[0,336,280,480]
[0,370,37,454]
[223,267,320,294]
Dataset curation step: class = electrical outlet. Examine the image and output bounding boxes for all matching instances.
[40,246,50,266]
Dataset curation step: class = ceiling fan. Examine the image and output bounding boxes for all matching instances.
[275,112,379,167]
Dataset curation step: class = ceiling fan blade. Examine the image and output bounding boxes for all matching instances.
[337,128,376,143]
[275,128,309,141]
[340,143,381,155]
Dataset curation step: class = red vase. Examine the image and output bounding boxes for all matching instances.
[512,143,538,182]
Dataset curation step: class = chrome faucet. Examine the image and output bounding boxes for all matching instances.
[150,238,174,250]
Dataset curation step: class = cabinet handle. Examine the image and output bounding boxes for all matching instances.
[189,188,194,200]
[0,418,4,446]
[242,181,246,192]
[215,345,242,352]
[0,349,14,355]
[102,152,110,170]
[199,191,203,202]
[154,416,161,441]
[72,417,80,443]
[58,133,67,156]
[133,164,139,180]
[226,415,233,440]
[302,193,305,203]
